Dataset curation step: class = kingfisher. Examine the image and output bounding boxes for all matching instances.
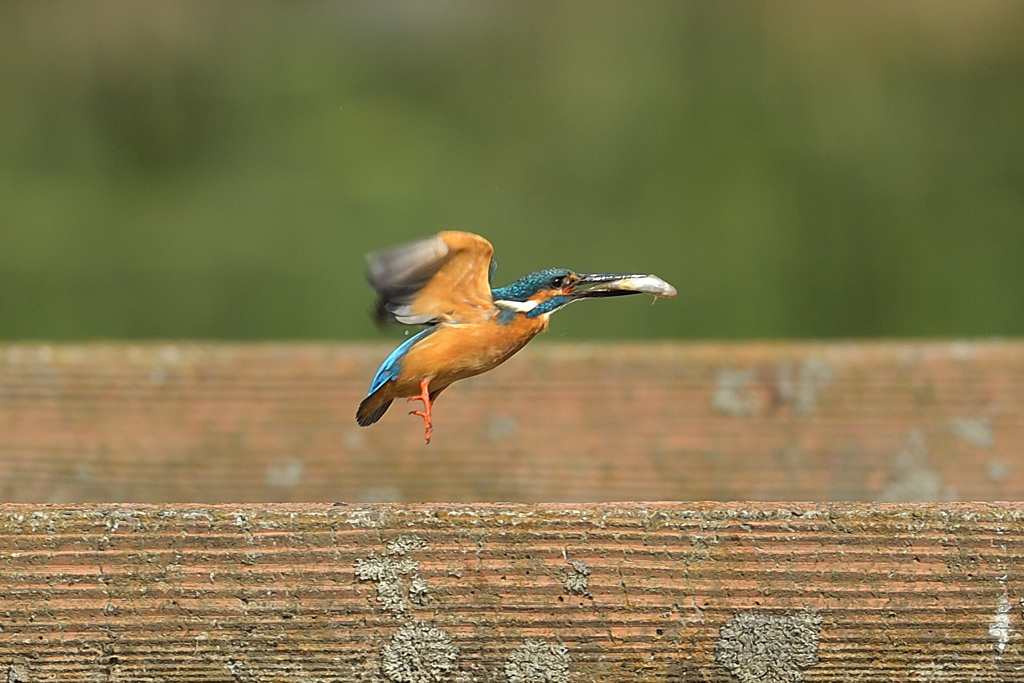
[356,231,676,443]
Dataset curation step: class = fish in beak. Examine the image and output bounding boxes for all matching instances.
[569,273,677,300]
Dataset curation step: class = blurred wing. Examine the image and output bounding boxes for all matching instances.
[366,231,495,325]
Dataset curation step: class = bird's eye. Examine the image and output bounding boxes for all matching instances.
[550,275,567,289]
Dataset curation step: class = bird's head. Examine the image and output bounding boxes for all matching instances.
[491,268,675,320]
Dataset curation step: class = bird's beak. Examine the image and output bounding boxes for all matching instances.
[570,273,678,300]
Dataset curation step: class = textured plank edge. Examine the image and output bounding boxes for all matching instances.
[2,502,1023,682]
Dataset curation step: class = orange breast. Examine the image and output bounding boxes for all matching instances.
[395,313,549,397]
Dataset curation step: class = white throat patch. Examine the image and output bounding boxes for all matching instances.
[494,299,539,313]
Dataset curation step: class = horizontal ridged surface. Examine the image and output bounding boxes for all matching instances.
[1,502,1023,681]
[1,341,1023,502]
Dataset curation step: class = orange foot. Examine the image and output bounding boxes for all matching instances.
[407,376,433,444]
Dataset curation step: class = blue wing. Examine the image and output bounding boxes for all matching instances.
[365,327,435,397]
[356,327,436,427]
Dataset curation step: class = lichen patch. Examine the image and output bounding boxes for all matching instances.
[563,560,590,597]
[381,621,459,683]
[712,368,758,417]
[355,535,428,615]
[715,608,822,683]
[505,639,570,683]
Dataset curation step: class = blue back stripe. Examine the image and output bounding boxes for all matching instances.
[366,327,434,396]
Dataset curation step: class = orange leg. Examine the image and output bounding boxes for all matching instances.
[407,377,434,444]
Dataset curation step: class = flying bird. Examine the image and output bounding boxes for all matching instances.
[356,231,676,443]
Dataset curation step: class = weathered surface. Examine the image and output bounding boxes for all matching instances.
[1,341,1022,502]
[1,502,1022,681]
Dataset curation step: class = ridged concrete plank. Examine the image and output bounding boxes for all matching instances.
[1,342,1022,502]
[1,502,1022,681]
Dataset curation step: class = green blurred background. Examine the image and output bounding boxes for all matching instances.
[2,1,1022,342]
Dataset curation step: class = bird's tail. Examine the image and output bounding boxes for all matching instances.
[356,390,393,426]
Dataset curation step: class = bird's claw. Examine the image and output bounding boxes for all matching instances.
[407,377,433,444]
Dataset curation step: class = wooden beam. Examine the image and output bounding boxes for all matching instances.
[1,342,1022,502]
[1,502,1021,681]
